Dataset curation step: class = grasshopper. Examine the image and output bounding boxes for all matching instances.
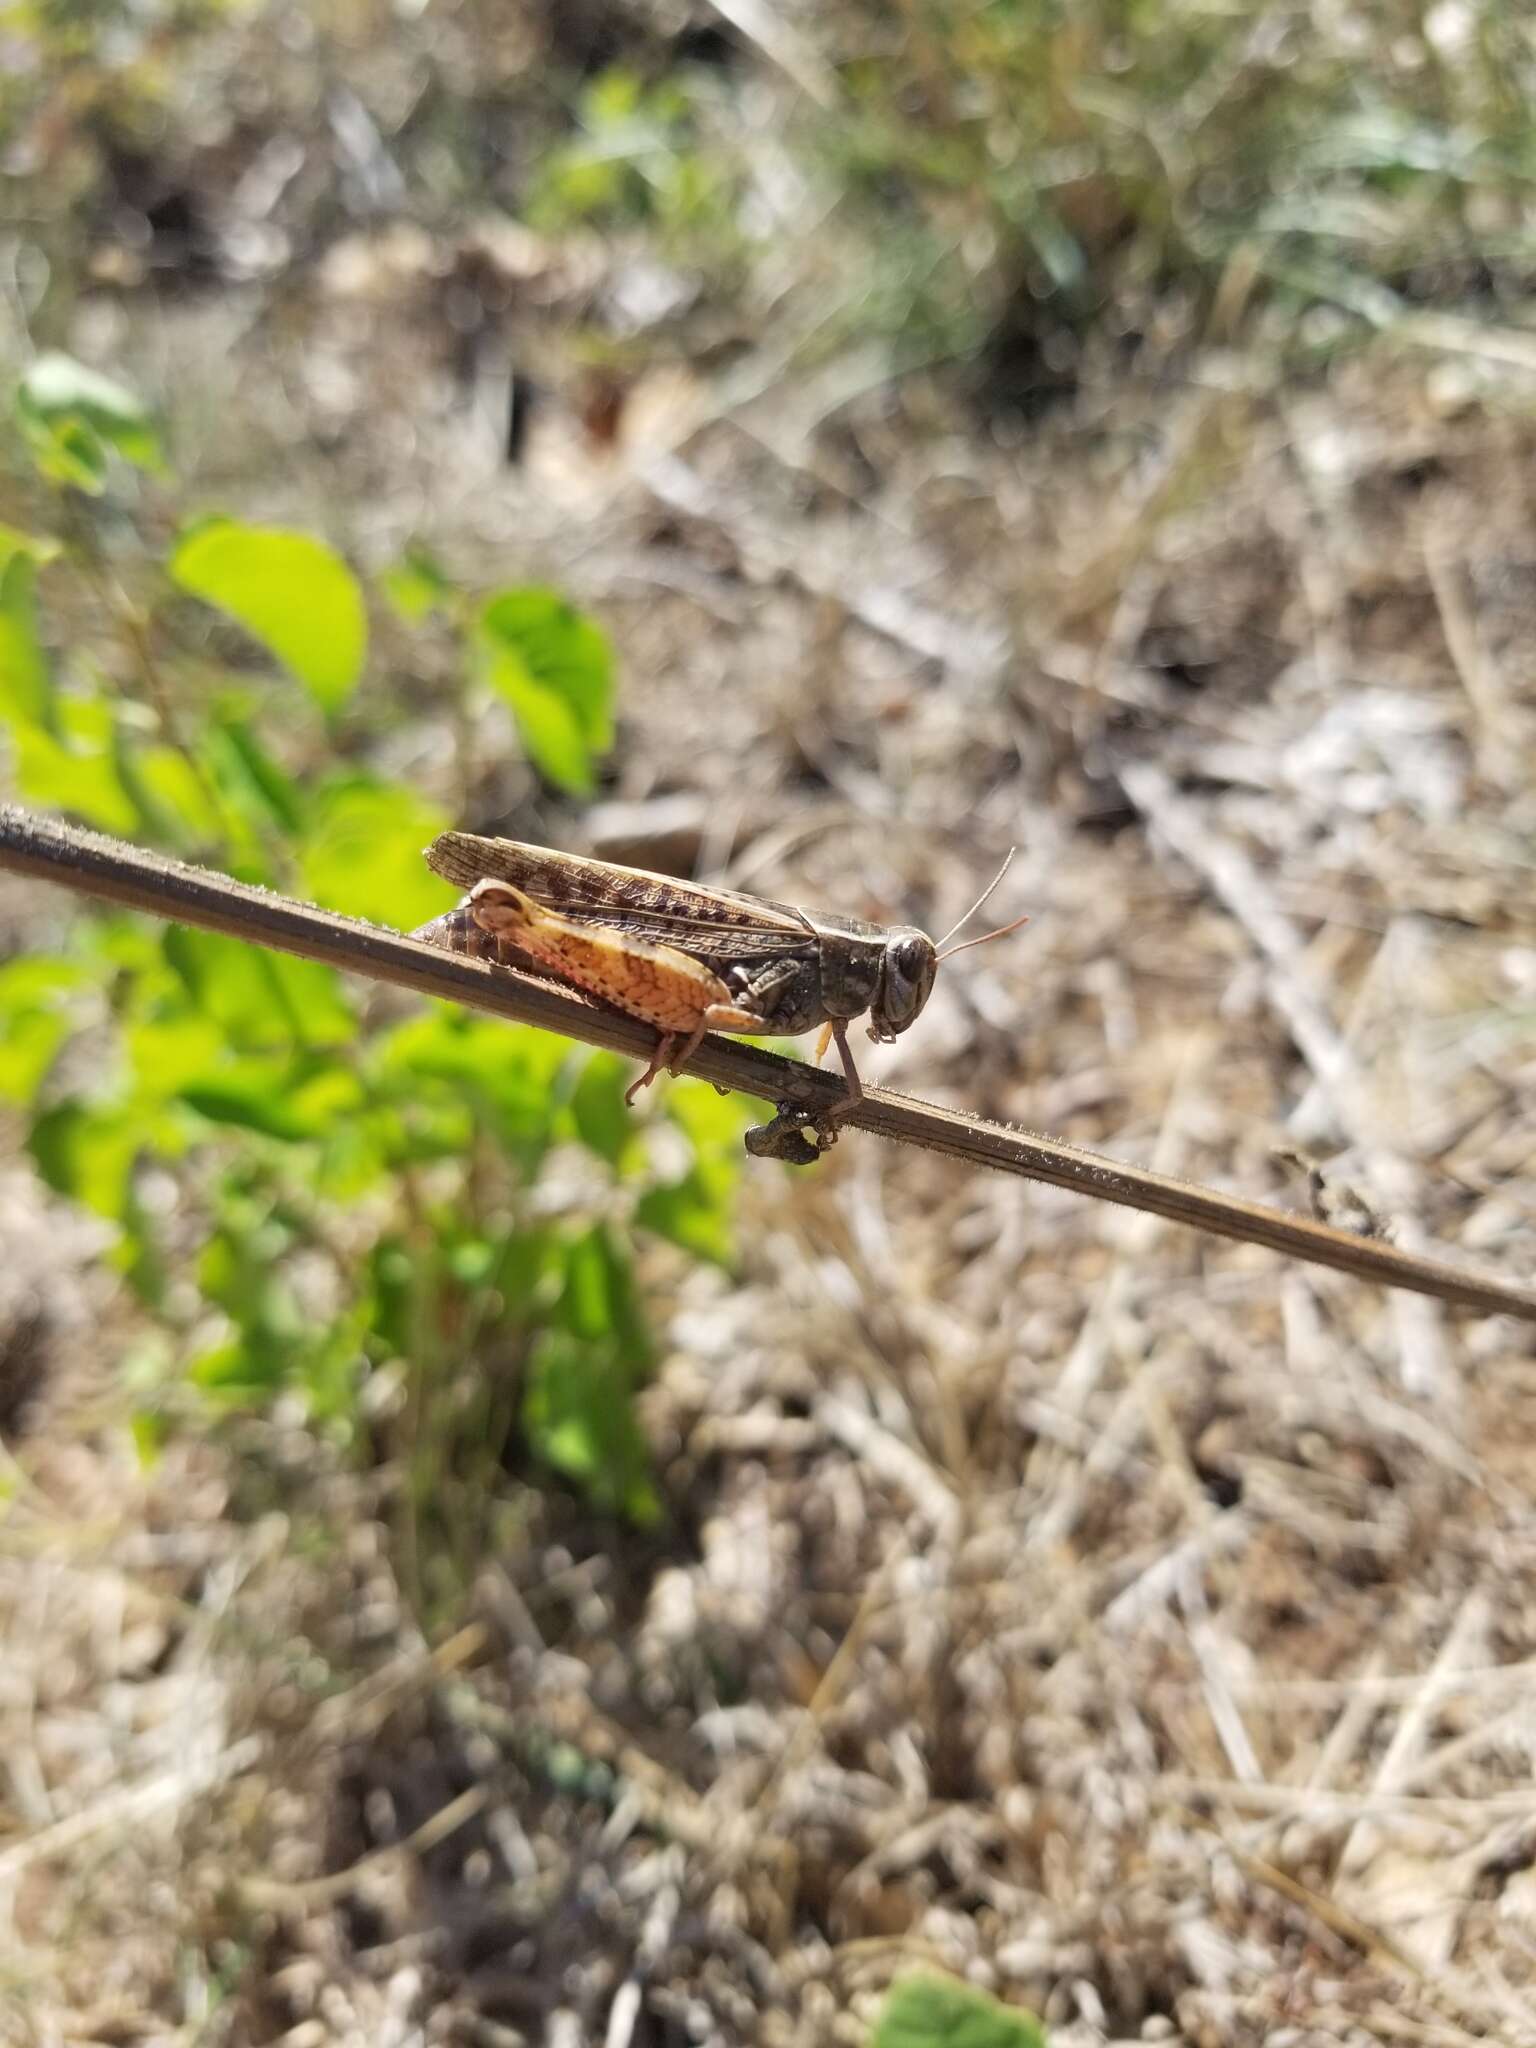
[412,831,1026,1125]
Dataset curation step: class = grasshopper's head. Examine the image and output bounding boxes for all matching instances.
[867,854,1031,1044]
[869,929,938,1043]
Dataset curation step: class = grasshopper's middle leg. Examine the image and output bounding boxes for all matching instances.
[823,1019,864,1127]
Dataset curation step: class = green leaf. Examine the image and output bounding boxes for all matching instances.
[584,66,645,125]
[29,1101,139,1221]
[312,1105,393,1199]
[122,745,224,848]
[16,352,165,476]
[0,1007,69,1105]
[0,524,61,569]
[179,1069,329,1141]
[204,717,306,836]
[554,1225,652,1364]
[14,696,139,834]
[476,587,615,795]
[0,528,60,729]
[299,778,455,931]
[367,1239,416,1358]
[871,1974,1047,2048]
[188,1339,276,1399]
[170,519,367,710]
[482,587,614,747]
[380,544,455,623]
[568,1052,637,1166]
[199,1216,297,1333]
[639,1080,748,1263]
[26,417,109,493]
[162,926,354,1051]
[524,1328,661,1525]
[667,1075,757,1154]
[125,1013,227,1098]
[637,1165,735,1265]
[371,1008,568,1164]
[0,958,87,1104]
[130,1408,169,1467]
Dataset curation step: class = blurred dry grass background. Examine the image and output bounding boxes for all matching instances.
[5,1,1536,2042]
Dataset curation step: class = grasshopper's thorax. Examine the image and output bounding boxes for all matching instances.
[867,928,938,1043]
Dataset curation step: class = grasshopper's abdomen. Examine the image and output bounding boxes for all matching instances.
[411,905,541,976]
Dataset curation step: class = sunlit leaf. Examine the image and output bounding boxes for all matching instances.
[524,1327,661,1525]
[554,1225,652,1366]
[29,1101,139,1220]
[380,543,455,623]
[0,1008,69,1105]
[204,717,306,836]
[474,635,587,792]
[179,1067,329,1141]
[370,1008,569,1160]
[637,1164,734,1265]
[123,744,225,848]
[0,527,60,729]
[16,352,164,475]
[299,777,454,931]
[288,1062,366,1126]
[871,1973,1047,2048]
[583,66,645,124]
[0,958,87,1104]
[569,1051,637,1166]
[639,1079,749,1263]
[667,1075,757,1153]
[170,519,367,710]
[13,696,138,834]
[126,1013,227,1097]
[162,926,354,1050]
[130,1408,168,1467]
[188,1335,284,1400]
[475,587,615,795]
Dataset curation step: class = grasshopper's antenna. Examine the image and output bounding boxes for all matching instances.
[935,848,1027,959]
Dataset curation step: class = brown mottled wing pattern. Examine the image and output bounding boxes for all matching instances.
[424,832,823,963]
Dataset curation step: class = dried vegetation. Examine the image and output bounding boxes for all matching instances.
[5,3,1536,2043]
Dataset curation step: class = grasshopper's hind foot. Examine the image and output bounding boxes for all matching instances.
[626,1033,679,1105]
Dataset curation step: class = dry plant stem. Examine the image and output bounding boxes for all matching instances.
[238,1782,490,1913]
[4,803,1536,1323]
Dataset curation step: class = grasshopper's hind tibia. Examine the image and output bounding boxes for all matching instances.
[625,1033,679,1105]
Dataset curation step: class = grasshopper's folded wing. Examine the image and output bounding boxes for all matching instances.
[425,832,812,961]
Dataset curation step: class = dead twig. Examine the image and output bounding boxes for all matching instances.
[4,803,1536,1323]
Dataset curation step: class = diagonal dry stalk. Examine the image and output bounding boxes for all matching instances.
[3,801,1535,1324]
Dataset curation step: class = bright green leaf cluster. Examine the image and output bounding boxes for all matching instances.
[16,352,165,493]
[476,587,615,796]
[0,355,740,1551]
[871,1974,1047,2048]
[170,520,368,712]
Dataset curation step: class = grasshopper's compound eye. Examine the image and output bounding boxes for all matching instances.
[874,930,938,1037]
